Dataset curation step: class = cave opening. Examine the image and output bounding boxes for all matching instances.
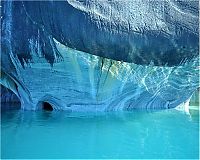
[42,102,53,111]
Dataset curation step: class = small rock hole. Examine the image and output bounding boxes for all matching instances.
[43,102,53,111]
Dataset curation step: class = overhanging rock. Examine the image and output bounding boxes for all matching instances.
[1,0,199,111]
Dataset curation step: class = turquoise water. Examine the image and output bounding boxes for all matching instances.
[1,107,199,159]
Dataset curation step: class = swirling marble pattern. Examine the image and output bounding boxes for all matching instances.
[0,0,199,111]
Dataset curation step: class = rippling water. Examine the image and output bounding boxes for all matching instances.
[1,106,199,159]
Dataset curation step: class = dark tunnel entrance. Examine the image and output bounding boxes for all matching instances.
[42,102,53,111]
[1,84,21,111]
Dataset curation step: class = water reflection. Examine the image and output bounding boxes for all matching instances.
[1,105,199,159]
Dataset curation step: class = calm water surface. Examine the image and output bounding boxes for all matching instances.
[1,106,199,159]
